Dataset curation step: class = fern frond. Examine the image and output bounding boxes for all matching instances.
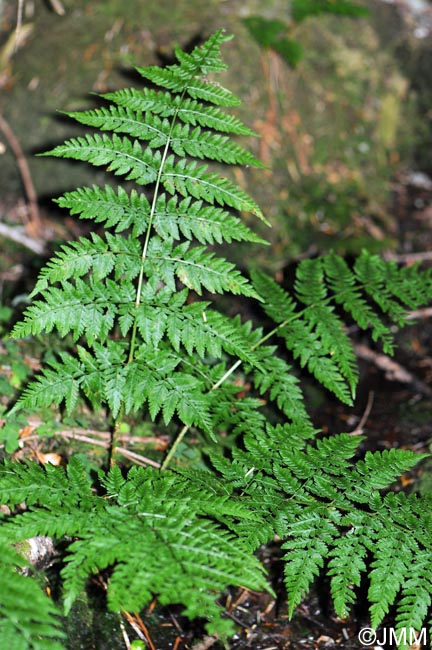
[395,552,432,633]
[12,279,119,344]
[294,258,358,398]
[251,269,298,323]
[354,448,428,492]
[354,251,413,325]
[10,353,85,414]
[172,31,232,75]
[323,252,393,350]
[0,543,65,650]
[30,233,117,295]
[7,28,432,645]
[56,185,151,234]
[252,353,309,423]
[328,533,368,618]
[0,460,270,639]
[67,106,264,167]
[294,257,327,306]
[368,535,414,628]
[144,237,258,297]
[43,134,160,184]
[153,194,266,245]
[103,88,257,135]
[282,510,337,617]
[252,269,356,402]
[280,318,355,403]
[0,457,94,510]
[164,305,262,367]
[134,31,238,108]
[162,157,267,221]
[138,67,240,106]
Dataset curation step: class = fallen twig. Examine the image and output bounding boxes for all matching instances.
[354,342,432,397]
[114,447,161,469]
[0,112,42,236]
[383,250,432,264]
[0,220,45,254]
[48,0,66,16]
[349,391,375,436]
[405,307,432,320]
[124,612,156,650]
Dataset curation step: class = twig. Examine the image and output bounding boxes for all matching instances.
[56,430,109,448]
[406,307,432,320]
[122,613,147,644]
[119,616,132,650]
[114,447,161,469]
[48,0,66,16]
[11,426,163,468]
[349,391,374,436]
[0,112,42,235]
[383,250,432,264]
[0,221,45,254]
[125,612,156,650]
[16,0,24,51]
[354,343,432,397]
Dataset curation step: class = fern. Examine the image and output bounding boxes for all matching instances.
[3,28,432,648]
[0,541,64,650]
[0,459,268,639]
[252,251,432,403]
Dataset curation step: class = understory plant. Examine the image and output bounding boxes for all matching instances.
[1,29,432,649]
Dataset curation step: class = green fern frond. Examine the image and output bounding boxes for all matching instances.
[0,460,270,639]
[135,31,233,94]
[0,543,65,650]
[153,195,266,244]
[67,105,264,167]
[368,535,413,628]
[323,252,393,350]
[165,306,263,368]
[10,353,85,414]
[30,233,118,295]
[252,353,309,423]
[44,134,160,184]
[56,185,151,233]
[354,448,428,491]
[162,157,267,220]
[251,268,297,323]
[395,552,432,633]
[328,533,368,617]
[103,88,257,134]
[354,251,418,326]
[172,32,232,75]
[138,66,240,106]
[294,257,327,305]
[12,279,118,343]
[6,27,432,646]
[280,318,355,403]
[282,512,337,617]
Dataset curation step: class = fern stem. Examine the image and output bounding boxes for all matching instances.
[161,315,296,470]
[109,406,124,467]
[127,137,174,364]
[160,424,189,470]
